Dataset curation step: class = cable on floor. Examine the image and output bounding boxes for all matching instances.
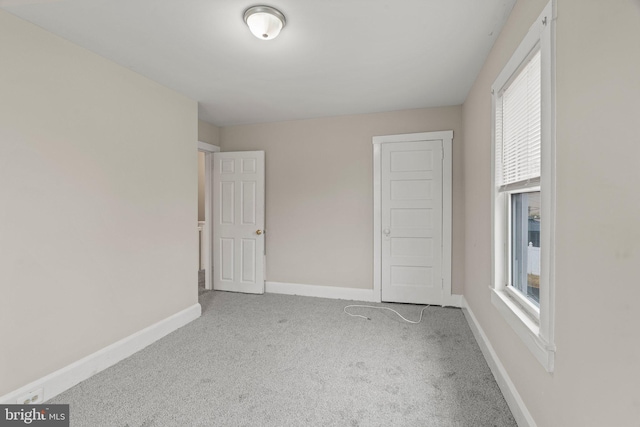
[343,304,430,324]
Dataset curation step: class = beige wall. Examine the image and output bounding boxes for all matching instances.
[197,121,220,221]
[198,120,220,146]
[198,152,205,221]
[0,10,198,395]
[220,107,464,292]
[462,0,640,425]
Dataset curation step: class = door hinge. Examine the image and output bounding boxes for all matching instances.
[441,278,444,289]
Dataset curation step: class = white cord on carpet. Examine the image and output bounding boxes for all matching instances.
[343,305,430,324]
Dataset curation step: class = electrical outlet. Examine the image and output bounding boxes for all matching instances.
[16,388,43,405]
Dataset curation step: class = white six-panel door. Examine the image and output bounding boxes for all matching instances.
[374,131,452,306]
[213,151,265,294]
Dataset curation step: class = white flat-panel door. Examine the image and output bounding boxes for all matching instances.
[381,140,443,304]
[213,151,265,294]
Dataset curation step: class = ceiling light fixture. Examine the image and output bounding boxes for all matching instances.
[243,5,286,40]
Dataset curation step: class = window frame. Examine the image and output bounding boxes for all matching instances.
[491,1,556,372]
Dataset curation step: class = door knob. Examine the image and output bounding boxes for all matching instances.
[256,230,263,235]
[383,229,391,235]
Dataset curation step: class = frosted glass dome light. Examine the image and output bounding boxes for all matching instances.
[243,6,286,40]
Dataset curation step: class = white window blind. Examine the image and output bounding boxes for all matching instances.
[496,49,541,189]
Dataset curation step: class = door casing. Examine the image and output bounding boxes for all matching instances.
[372,131,453,305]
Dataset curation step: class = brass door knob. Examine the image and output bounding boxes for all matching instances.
[256,230,263,235]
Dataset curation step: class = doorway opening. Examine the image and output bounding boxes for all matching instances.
[197,141,220,295]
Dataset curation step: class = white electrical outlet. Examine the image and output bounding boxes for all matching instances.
[16,388,43,405]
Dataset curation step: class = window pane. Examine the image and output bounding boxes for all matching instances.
[511,192,540,306]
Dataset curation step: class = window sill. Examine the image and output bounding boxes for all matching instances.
[504,285,540,320]
[491,288,555,372]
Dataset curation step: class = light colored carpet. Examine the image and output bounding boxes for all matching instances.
[49,291,516,426]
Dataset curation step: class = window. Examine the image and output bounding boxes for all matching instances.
[491,2,556,372]
[498,47,542,315]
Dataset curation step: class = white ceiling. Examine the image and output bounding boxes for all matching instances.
[1,0,516,126]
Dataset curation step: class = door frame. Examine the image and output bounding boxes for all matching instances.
[198,141,220,291]
[372,131,453,305]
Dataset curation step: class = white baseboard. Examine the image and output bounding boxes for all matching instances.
[443,293,463,308]
[461,297,536,427]
[266,281,462,307]
[0,303,201,405]
[266,281,376,302]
